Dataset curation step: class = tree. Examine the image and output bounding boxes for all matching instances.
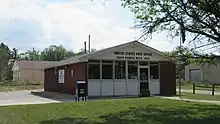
[66,51,77,59]
[0,43,97,81]
[76,48,97,56]
[4,48,20,81]
[122,0,220,55]
[18,53,30,61]
[26,48,41,60]
[41,45,69,61]
[165,46,194,78]
[40,45,86,61]
[188,0,220,18]
[11,48,19,60]
[0,43,11,81]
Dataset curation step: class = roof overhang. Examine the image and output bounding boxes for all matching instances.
[78,41,165,60]
[44,41,165,69]
[44,59,88,69]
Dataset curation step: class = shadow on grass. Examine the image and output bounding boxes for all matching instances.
[40,103,220,124]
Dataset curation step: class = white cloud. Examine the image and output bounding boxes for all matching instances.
[0,0,177,52]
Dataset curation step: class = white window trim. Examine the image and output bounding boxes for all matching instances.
[115,60,126,80]
[150,62,160,80]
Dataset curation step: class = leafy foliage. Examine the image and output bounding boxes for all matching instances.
[41,45,70,61]
[164,45,218,78]
[122,0,220,53]
[0,43,12,81]
[0,42,96,82]
[164,46,193,78]
[25,48,41,61]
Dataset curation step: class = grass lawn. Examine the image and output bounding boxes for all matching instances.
[177,83,220,92]
[179,92,220,101]
[0,98,220,124]
[0,84,43,92]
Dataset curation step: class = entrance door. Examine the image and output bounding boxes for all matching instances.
[139,67,150,94]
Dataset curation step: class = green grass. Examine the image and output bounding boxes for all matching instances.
[0,98,220,124]
[180,92,220,101]
[177,83,220,91]
[0,84,43,92]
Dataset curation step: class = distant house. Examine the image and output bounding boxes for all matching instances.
[185,64,202,82]
[12,60,57,84]
[185,63,220,84]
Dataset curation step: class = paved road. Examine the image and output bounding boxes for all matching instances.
[177,89,220,95]
[0,90,74,107]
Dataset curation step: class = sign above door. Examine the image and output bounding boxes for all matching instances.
[113,51,152,60]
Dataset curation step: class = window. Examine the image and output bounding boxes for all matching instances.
[128,61,138,79]
[102,61,113,79]
[150,62,159,79]
[88,61,100,79]
[115,61,126,79]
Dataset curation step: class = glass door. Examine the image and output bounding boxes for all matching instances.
[139,67,149,94]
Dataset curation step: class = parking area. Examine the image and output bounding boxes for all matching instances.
[0,90,75,106]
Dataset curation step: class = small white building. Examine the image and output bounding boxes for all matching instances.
[12,60,56,84]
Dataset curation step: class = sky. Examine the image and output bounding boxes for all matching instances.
[0,0,179,53]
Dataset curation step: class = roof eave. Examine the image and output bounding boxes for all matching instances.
[44,59,88,69]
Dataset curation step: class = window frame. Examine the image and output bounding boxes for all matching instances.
[88,61,101,79]
[128,61,138,79]
[150,62,159,80]
[102,60,113,79]
[115,60,126,79]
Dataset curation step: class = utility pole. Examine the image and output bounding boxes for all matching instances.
[84,42,87,54]
[32,47,34,84]
[88,34,91,53]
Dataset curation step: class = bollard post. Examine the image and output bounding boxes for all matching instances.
[193,83,195,94]
[212,84,215,96]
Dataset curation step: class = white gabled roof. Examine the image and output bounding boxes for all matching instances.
[45,41,165,69]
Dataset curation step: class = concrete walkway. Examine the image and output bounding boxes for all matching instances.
[159,96,220,105]
[0,90,74,107]
[177,89,220,95]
